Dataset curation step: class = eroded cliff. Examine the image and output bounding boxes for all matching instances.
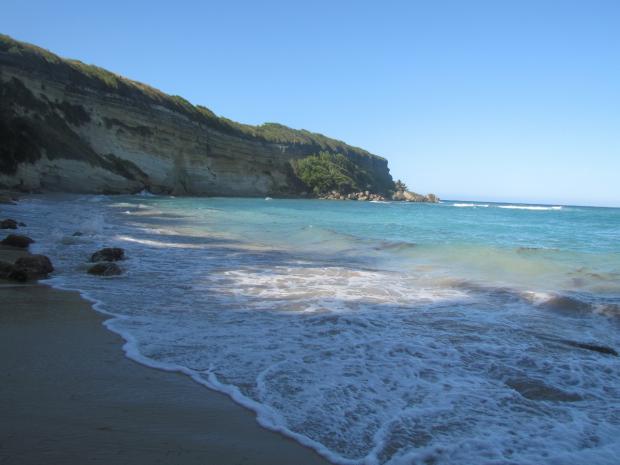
[0,34,394,196]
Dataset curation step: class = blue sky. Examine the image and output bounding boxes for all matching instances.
[3,0,619,206]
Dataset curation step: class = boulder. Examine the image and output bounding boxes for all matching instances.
[14,255,54,279]
[392,190,436,202]
[0,261,28,282]
[72,232,83,237]
[403,191,425,202]
[87,262,122,276]
[1,234,34,248]
[1,219,18,229]
[91,247,125,262]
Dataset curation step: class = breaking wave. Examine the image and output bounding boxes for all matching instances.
[10,195,620,465]
[499,205,563,211]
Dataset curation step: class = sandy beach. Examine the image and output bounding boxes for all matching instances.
[0,244,331,465]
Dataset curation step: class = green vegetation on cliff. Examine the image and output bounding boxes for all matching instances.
[292,152,378,195]
[0,33,397,195]
[0,34,385,162]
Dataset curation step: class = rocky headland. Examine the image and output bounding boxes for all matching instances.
[0,34,437,202]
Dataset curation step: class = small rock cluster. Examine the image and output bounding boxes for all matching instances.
[318,190,439,203]
[1,215,127,280]
[1,222,54,282]
[320,190,387,201]
[87,247,125,276]
[391,191,439,203]
[1,218,27,229]
[1,218,24,229]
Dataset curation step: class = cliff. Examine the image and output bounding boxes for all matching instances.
[0,34,394,196]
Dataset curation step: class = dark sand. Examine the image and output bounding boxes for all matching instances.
[0,246,332,465]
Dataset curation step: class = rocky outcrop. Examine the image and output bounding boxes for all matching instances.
[91,247,124,262]
[1,234,34,248]
[88,262,122,276]
[0,34,394,197]
[320,190,387,201]
[1,218,18,229]
[392,191,439,203]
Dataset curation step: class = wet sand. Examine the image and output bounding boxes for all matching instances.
[0,246,331,465]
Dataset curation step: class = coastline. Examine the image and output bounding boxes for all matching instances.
[0,245,332,465]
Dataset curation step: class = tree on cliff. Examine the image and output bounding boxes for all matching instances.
[292,152,355,194]
[394,179,407,193]
[291,151,381,195]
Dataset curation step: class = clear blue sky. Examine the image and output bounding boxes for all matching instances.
[3,0,619,206]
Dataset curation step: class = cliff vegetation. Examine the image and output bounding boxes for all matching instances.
[292,152,378,195]
[0,34,384,164]
[0,34,436,199]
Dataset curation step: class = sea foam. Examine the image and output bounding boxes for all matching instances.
[453,203,489,207]
[14,195,620,465]
[499,204,563,211]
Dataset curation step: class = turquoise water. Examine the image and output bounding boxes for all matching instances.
[12,196,620,465]
[143,197,620,293]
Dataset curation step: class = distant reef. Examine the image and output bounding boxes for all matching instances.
[0,34,436,201]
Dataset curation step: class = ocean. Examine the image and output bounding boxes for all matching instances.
[11,195,620,465]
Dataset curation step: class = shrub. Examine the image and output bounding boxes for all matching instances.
[292,152,375,195]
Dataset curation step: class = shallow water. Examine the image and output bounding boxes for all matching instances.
[10,196,620,464]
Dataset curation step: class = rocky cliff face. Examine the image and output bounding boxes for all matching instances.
[0,35,394,196]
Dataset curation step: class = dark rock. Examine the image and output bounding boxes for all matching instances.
[87,262,122,276]
[18,222,26,227]
[541,296,591,315]
[322,191,387,202]
[0,261,12,275]
[0,261,28,282]
[566,341,618,356]
[14,254,54,279]
[72,232,83,237]
[506,378,582,402]
[91,247,125,262]
[1,219,18,229]
[1,234,34,248]
[391,190,439,203]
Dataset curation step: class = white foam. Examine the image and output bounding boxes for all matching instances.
[499,205,563,211]
[201,266,469,310]
[15,195,620,465]
[115,234,207,249]
[136,189,156,197]
[453,203,489,208]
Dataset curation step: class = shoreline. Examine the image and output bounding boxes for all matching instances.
[0,243,332,464]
